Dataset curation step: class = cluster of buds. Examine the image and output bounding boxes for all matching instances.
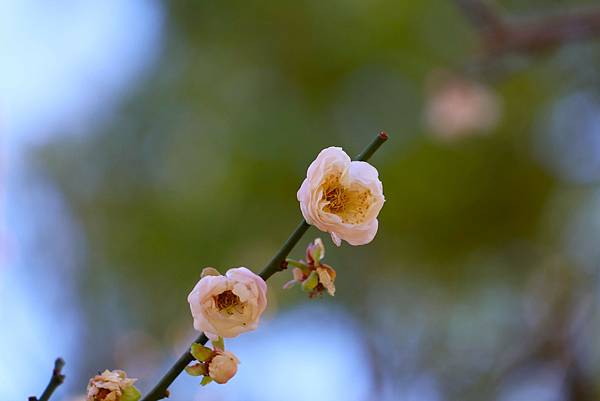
[284,238,336,298]
[86,370,140,401]
[185,337,240,385]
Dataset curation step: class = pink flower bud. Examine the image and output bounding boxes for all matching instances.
[208,351,239,384]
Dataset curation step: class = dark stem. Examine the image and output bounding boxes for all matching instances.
[355,131,389,163]
[30,358,65,401]
[142,333,208,400]
[259,220,311,281]
[141,131,389,401]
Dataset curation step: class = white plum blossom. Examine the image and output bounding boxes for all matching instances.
[297,147,385,246]
[188,267,268,340]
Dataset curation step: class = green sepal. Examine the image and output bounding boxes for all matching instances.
[201,267,221,278]
[312,239,324,264]
[212,337,225,351]
[121,385,141,401]
[200,376,213,386]
[185,363,207,376]
[191,343,213,362]
[285,259,308,270]
[301,271,319,292]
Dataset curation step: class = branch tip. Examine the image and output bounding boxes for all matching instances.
[31,357,66,401]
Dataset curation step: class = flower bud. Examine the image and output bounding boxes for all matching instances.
[285,239,337,297]
[208,351,239,384]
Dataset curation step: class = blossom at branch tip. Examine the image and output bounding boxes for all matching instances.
[188,267,267,340]
[186,339,240,385]
[297,147,385,246]
[86,370,140,401]
[284,238,337,297]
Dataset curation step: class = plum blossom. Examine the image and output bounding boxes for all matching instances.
[188,267,268,340]
[425,72,501,139]
[297,147,385,246]
[86,370,140,401]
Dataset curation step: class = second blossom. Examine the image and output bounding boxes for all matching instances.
[188,267,268,340]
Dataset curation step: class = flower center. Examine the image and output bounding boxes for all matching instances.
[324,186,346,213]
[94,388,112,401]
[214,290,243,315]
[321,173,372,224]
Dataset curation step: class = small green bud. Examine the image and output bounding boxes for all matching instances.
[201,267,221,278]
[191,343,213,362]
[301,271,319,292]
[200,376,213,386]
[212,337,225,351]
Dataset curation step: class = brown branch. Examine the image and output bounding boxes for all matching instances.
[452,0,504,33]
[29,358,65,401]
[485,8,600,55]
[453,1,600,56]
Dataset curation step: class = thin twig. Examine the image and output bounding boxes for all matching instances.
[140,131,389,401]
[29,358,65,401]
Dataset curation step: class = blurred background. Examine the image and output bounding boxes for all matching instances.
[2,0,600,400]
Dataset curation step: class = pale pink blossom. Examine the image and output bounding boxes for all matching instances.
[208,350,239,384]
[86,370,139,401]
[188,267,268,340]
[425,74,500,138]
[297,147,385,246]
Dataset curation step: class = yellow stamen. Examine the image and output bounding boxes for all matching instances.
[321,173,372,224]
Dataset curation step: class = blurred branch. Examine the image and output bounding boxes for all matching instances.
[486,9,600,55]
[454,1,600,56]
[140,131,389,401]
[453,0,504,33]
[29,358,65,401]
